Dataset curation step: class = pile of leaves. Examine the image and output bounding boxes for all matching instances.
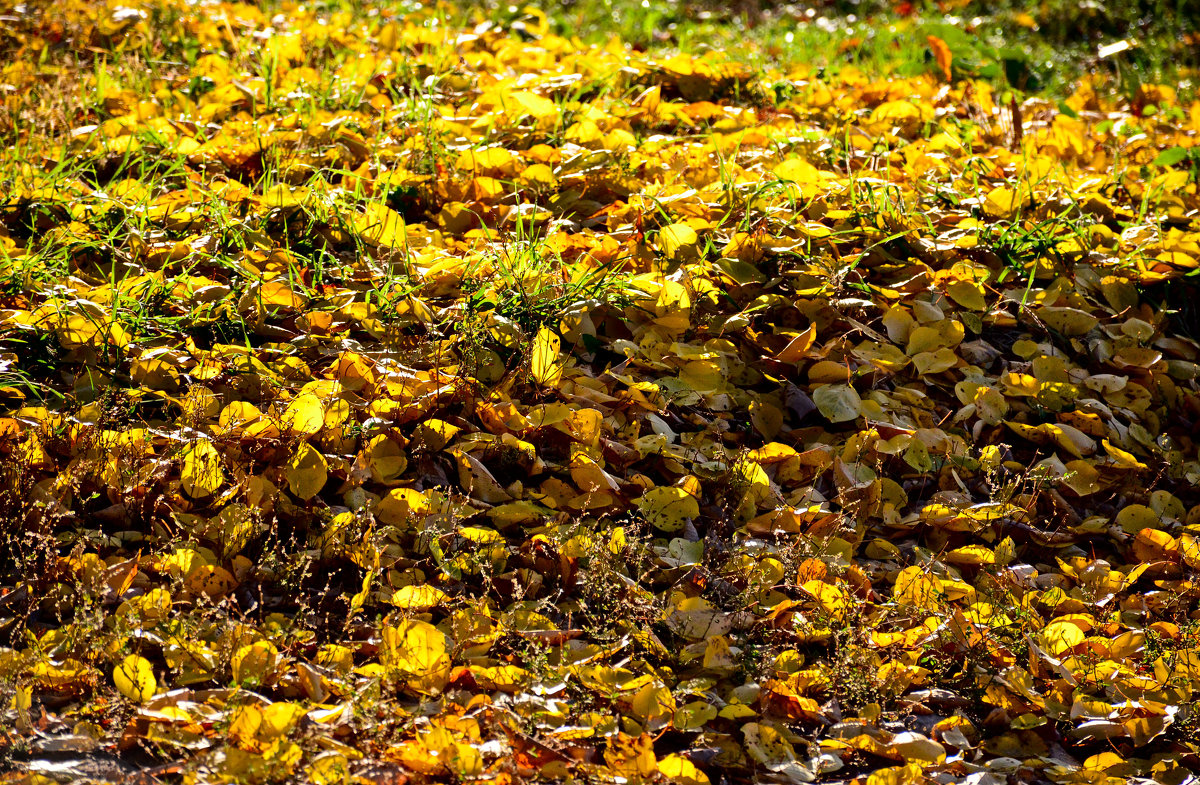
[3,1,1200,783]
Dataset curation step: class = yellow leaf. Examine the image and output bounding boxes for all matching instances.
[774,324,817,364]
[218,401,277,438]
[890,731,945,763]
[1181,534,1200,569]
[259,280,307,310]
[1125,715,1168,746]
[984,186,1027,219]
[380,618,451,693]
[944,545,995,566]
[1132,527,1177,562]
[678,359,724,394]
[1039,306,1099,336]
[282,393,325,436]
[894,566,941,609]
[906,323,960,354]
[665,594,733,639]
[531,327,564,387]
[286,443,328,501]
[802,580,848,620]
[955,382,1008,425]
[743,722,797,769]
[520,163,557,188]
[773,157,823,185]
[185,563,237,599]
[118,587,173,625]
[749,399,783,439]
[1116,504,1160,533]
[375,487,433,527]
[181,440,224,498]
[748,443,800,464]
[307,753,350,785]
[1103,439,1146,469]
[232,640,279,685]
[365,435,407,483]
[470,664,531,692]
[630,681,676,721]
[994,536,1017,565]
[638,486,700,532]
[672,701,719,732]
[411,419,461,451]
[869,100,926,133]
[946,280,986,311]
[658,754,710,785]
[357,203,407,248]
[113,654,156,703]
[658,223,698,261]
[13,682,31,732]
[260,702,307,738]
[213,503,255,558]
[867,763,926,785]
[1041,620,1085,656]
[262,184,307,210]
[511,90,558,123]
[228,704,263,747]
[1109,631,1145,661]
[912,347,958,375]
[569,453,620,494]
[813,384,861,423]
[389,584,448,610]
[488,499,553,527]
[457,146,519,177]
[130,356,180,391]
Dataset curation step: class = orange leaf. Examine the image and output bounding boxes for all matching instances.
[927,36,953,82]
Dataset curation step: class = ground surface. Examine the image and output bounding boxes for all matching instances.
[3,2,1200,784]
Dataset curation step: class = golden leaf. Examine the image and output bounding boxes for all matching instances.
[658,223,699,261]
[181,440,224,498]
[113,655,156,703]
[380,618,451,692]
[530,326,564,387]
[286,443,328,501]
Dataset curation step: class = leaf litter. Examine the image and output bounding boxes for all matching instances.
[2,2,1200,784]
